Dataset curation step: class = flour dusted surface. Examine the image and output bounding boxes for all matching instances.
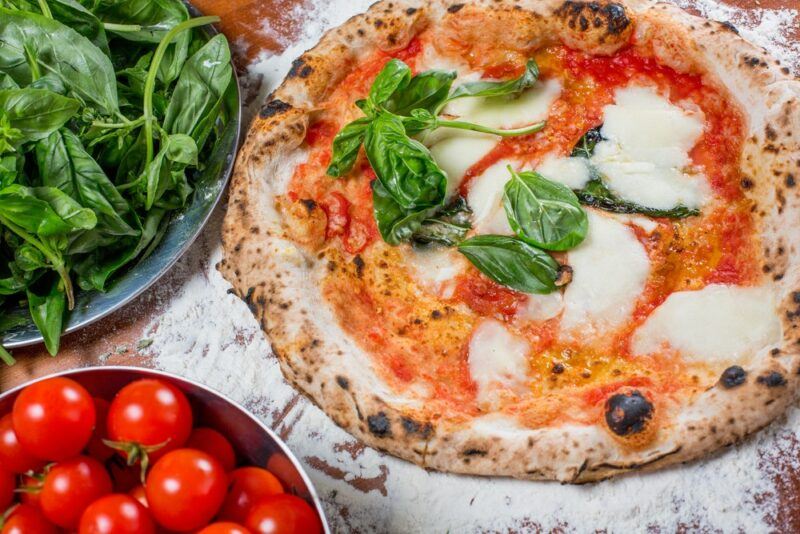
[138,0,800,531]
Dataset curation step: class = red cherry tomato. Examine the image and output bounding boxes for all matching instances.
[78,494,155,534]
[0,468,14,510]
[128,485,147,508]
[12,377,96,461]
[86,398,113,461]
[185,427,236,471]
[197,523,252,534]
[244,495,321,534]
[144,449,227,531]
[40,456,112,529]
[0,414,45,474]
[219,467,283,523]
[1,504,57,534]
[107,380,193,464]
[18,474,42,508]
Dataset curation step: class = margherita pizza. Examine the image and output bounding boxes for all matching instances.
[220,0,800,481]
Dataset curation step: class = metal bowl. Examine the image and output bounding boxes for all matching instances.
[0,366,330,532]
[1,14,242,350]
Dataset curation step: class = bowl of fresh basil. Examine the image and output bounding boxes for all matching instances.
[0,0,241,360]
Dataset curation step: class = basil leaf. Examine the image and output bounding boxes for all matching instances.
[143,132,197,210]
[503,168,587,251]
[0,88,79,141]
[15,243,47,272]
[412,196,472,246]
[28,73,67,94]
[0,73,18,90]
[0,8,120,115]
[364,113,446,210]
[27,277,65,355]
[371,179,430,246]
[575,178,699,218]
[163,34,232,144]
[31,186,97,230]
[327,117,370,177]
[47,0,109,55]
[368,58,411,108]
[457,234,560,294]
[386,70,456,117]
[447,59,539,102]
[571,126,603,158]
[92,0,188,43]
[0,184,74,236]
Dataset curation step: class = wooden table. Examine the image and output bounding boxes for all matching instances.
[2,1,799,531]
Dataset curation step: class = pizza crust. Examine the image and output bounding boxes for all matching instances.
[219,0,800,482]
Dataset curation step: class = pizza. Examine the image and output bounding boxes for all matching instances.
[220,0,800,482]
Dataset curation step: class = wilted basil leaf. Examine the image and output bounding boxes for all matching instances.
[326,117,370,177]
[575,179,699,218]
[446,59,539,103]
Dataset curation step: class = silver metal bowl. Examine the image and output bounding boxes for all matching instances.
[1,13,242,350]
[0,366,330,532]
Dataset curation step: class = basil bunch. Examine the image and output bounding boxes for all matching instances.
[0,1,236,360]
[571,126,699,218]
[327,58,546,245]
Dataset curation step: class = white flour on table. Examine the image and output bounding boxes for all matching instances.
[138,1,800,531]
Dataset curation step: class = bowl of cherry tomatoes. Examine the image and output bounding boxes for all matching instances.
[0,366,329,533]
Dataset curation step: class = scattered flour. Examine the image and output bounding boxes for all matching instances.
[140,1,800,532]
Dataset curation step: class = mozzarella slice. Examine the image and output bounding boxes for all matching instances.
[560,210,651,336]
[536,155,592,189]
[516,292,564,322]
[405,245,466,299]
[590,85,710,210]
[468,319,530,406]
[445,79,562,129]
[466,160,516,235]
[632,285,781,363]
[429,132,498,197]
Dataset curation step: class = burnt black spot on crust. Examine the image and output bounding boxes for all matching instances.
[757,371,787,387]
[719,20,739,34]
[720,365,746,388]
[401,417,433,438]
[242,287,257,313]
[288,58,313,79]
[260,99,292,119]
[299,198,317,213]
[555,1,630,36]
[462,448,488,457]
[740,177,753,190]
[552,363,565,374]
[431,309,442,319]
[447,3,464,13]
[352,255,365,277]
[744,56,761,68]
[336,375,349,390]
[367,412,392,437]
[405,7,417,15]
[765,125,778,142]
[604,390,653,436]
[786,174,796,188]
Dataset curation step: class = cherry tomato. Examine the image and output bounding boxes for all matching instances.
[219,467,283,523]
[185,427,236,472]
[244,495,321,534]
[0,414,44,474]
[320,192,350,239]
[107,380,192,464]
[12,377,96,461]
[144,449,226,531]
[18,474,42,508]
[78,494,155,534]
[0,468,13,510]
[1,504,57,534]
[197,523,252,534]
[40,456,112,529]
[128,485,147,508]
[87,398,113,461]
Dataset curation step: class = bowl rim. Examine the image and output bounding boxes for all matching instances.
[0,365,330,533]
[2,13,243,350]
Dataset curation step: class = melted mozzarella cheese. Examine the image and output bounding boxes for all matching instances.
[445,79,562,129]
[632,285,781,363]
[405,245,466,299]
[516,292,564,322]
[466,160,516,235]
[468,319,530,406]
[536,155,592,189]
[560,210,651,336]
[429,132,498,197]
[591,86,710,210]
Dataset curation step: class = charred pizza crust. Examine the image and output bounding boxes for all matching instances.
[219,0,800,482]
